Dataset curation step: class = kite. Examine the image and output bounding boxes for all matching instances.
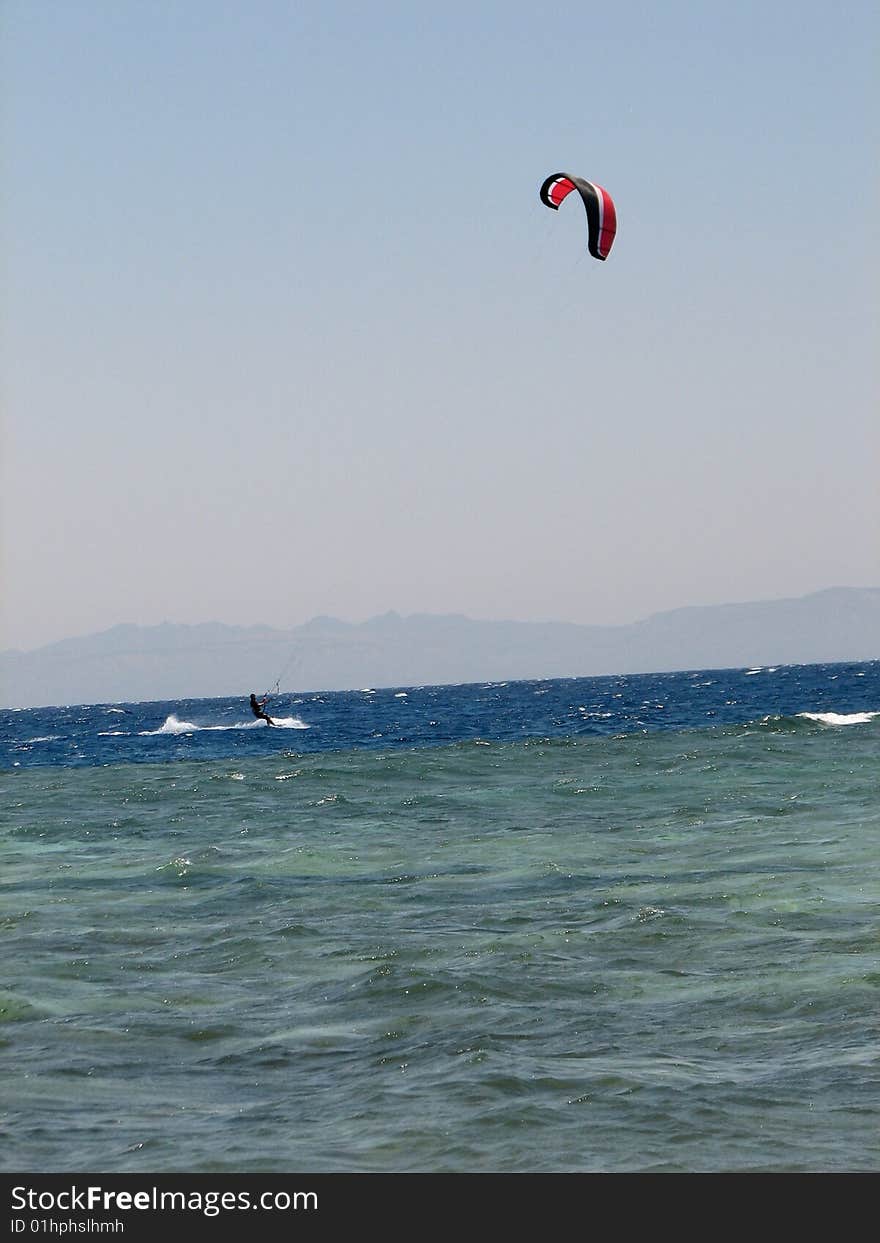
[539,173,617,261]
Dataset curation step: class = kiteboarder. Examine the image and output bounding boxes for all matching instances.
[249,693,275,726]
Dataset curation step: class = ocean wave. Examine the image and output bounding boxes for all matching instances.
[796,711,879,727]
[716,710,879,735]
[140,714,309,736]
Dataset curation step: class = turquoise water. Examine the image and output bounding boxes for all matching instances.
[3,668,879,1172]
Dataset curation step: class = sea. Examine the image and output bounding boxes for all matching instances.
[2,662,878,1174]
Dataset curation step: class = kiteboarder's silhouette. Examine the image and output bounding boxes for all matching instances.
[249,693,275,726]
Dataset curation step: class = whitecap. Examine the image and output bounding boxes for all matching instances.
[140,714,308,736]
[140,715,199,735]
[798,711,878,727]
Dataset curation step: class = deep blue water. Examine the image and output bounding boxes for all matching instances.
[4,661,878,769]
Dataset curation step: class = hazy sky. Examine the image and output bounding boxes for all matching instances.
[3,1,877,652]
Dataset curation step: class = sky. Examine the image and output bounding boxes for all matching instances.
[2,0,877,652]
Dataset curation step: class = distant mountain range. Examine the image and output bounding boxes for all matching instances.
[2,587,878,708]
